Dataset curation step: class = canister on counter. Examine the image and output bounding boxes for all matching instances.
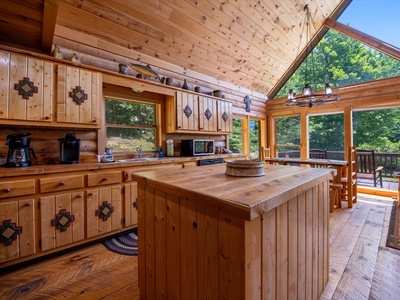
[166,139,174,156]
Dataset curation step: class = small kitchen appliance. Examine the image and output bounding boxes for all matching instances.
[181,140,215,156]
[58,133,80,164]
[5,132,36,167]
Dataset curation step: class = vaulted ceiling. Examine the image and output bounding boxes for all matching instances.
[1,0,382,101]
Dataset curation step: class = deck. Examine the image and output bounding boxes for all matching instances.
[0,194,399,299]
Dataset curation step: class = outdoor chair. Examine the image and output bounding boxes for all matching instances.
[356,149,383,188]
[309,149,328,159]
[340,146,358,208]
[261,147,271,161]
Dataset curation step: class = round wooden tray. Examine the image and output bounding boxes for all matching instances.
[225,160,265,177]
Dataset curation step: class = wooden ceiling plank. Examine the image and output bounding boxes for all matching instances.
[42,0,60,53]
[54,25,267,99]
[0,0,43,22]
[56,2,276,89]
[324,19,400,61]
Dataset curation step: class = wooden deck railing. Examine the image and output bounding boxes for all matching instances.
[277,151,400,177]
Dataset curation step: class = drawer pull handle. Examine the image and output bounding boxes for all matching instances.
[92,119,97,123]
[4,188,11,193]
[25,202,30,207]
[59,182,65,186]
[101,178,108,182]
[76,194,82,199]
[88,192,94,197]
[124,173,129,181]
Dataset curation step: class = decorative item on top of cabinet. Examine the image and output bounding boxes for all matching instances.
[131,63,165,83]
[0,51,53,123]
[181,79,190,90]
[0,198,36,264]
[56,64,101,128]
[52,45,63,59]
[70,53,81,65]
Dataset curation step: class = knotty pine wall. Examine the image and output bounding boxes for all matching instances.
[0,127,98,165]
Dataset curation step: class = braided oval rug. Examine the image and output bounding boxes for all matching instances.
[102,230,138,256]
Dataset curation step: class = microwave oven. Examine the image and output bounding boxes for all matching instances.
[180,140,215,156]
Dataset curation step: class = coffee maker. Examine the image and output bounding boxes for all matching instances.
[5,132,36,167]
[58,133,80,164]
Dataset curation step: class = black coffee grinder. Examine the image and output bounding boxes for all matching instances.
[58,133,80,164]
[5,132,36,167]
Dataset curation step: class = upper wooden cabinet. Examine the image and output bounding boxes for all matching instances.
[166,91,232,134]
[0,51,53,123]
[56,65,101,128]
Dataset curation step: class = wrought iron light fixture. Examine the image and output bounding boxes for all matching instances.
[284,4,340,108]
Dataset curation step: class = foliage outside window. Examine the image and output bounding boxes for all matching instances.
[309,113,344,160]
[250,119,260,160]
[229,117,243,154]
[275,30,400,99]
[105,98,156,152]
[275,116,301,157]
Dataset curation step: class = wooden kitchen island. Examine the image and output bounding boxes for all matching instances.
[132,163,333,300]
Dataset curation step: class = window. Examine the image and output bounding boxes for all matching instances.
[105,98,157,152]
[275,116,301,157]
[229,117,244,154]
[250,119,260,160]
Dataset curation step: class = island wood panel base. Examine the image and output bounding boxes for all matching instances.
[137,180,329,299]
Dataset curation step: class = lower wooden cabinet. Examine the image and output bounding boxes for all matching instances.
[40,192,85,251]
[124,182,138,228]
[86,186,122,238]
[0,198,35,264]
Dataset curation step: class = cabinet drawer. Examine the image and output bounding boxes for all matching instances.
[0,179,35,198]
[87,171,121,187]
[40,175,84,193]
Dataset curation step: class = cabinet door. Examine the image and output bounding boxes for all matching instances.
[217,100,233,133]
[40,192,85,251]
[0,51,53,122]
[0,198,35,263]
[199,96,218,132]
[56,65,101,127]
[87,186,122,238]
[176,91,199,131]
[124,182,138,228]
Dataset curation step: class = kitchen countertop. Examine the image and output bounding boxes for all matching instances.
[132,162,333,220]
[0,154,246,178]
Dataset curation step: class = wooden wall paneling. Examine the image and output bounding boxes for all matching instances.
[9,53,27,120]
[17,198,35,258]
[276,201,288,299]
[244,215,261,299]
[137,181,146,299]
[71,191,85,243]
[262,208,277,299]
[288,197,299,299]
[124,182,138,227]
[0,201,19,262]
[40,195,56,251]
[196,200,218,299]
[297,192,307,300]
[144,185,156,299]
[55,193,73,248]
[154,189,167,299]
[218,210,244,299]
[305,189,313,299]
[0,51,10,119]
[86,188,99,238]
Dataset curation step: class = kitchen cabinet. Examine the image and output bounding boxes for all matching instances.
[40,192,85,251]
[56,64,101,128]
[199,96,217,132]
[0,198,36,264]
[0,51,53,123]
[217,100,233,133]
[124,182,138,228]
[86,186,122,238]
[166,91,232,133]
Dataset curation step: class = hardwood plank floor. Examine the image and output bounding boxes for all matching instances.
[0,193,399,299]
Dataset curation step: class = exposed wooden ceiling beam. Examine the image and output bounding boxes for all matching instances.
[42,0,59,53]
[324,19,400,61]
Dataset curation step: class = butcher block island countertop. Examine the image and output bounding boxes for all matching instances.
[132,163,333,300]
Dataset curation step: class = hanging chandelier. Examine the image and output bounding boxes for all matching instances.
[284,4,340,108]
